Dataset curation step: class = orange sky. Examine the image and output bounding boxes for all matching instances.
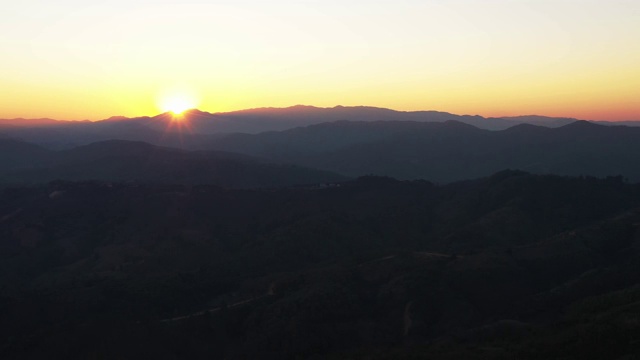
[1,1,639,121]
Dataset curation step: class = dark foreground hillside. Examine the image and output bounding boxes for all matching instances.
[1,171,640,359]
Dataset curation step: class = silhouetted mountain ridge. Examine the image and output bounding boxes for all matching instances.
[0,138,51,170]
[4,118,640,183]
[3,106,639,146]
[201,119,640,182]
[0,139,347,188]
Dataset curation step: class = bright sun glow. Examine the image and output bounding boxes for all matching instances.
[158,89,199,115]
[161,96,196,115]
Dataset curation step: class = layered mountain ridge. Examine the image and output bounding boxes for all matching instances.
[4,116,640,184]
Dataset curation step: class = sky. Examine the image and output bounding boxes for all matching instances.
[1,0,639,120]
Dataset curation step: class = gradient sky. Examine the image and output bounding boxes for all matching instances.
[2,0,639,120]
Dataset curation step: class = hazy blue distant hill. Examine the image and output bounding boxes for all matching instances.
[493,115,578,127]
[206,105,637,131]
[202,120,640,182]
[0,118,77,126]
[5,106,638,150]
[0,140,347,188]
[118,105,640,133]
[0,138,50,171]
[4,115,640,183]
[81,106,504,136]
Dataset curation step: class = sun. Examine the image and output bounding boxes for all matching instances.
[158,88,199,115]
[161,95,197,115]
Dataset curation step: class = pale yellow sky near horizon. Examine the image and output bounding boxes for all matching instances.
[1,0,639,121]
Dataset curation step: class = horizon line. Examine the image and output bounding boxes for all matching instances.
[2,104,639,123]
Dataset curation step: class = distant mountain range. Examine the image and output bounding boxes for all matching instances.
[203,119,640,182]
[2,105,639,149]
[2,105,640,185]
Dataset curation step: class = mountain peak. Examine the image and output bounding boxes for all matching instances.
[152,109,214,120]
[560,120,601,129]
[289,105,320,110]
[105,116,130,121]
[181,109,212,116]
[503,123,550,133]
